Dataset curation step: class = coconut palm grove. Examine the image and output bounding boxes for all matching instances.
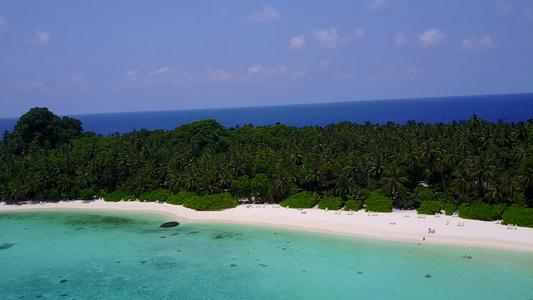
[1,107,532,226]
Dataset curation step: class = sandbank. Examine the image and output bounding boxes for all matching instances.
[1,200,532,253]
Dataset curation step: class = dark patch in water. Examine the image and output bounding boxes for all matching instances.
[170,232,179,236]
[358,271,363,274]
[60,279,68,283]
[230,263,238,267]
[425,274,431,278]
[211,230,243,241]
[259,264,268,267]
[140,260,147,264]
[116,261,121,264]
[75,227,84,230]
[61,294,68,297]
[150,258,178,270]
[0,243,16,250]
[36,294,42,298]
[160,236,166,238]
[282,248,286,250]
[302,270,306,272]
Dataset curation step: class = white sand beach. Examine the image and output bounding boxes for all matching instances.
[1,200,532,253]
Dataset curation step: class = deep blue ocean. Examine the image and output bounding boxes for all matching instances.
[1,93,532,136]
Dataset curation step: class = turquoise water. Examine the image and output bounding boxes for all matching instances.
[1,211,532,300]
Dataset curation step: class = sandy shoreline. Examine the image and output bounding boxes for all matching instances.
[2,200,532,253]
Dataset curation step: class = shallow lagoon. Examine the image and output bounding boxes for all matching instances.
[1,211,532,299]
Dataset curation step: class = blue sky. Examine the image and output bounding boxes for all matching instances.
[1,1,532,118]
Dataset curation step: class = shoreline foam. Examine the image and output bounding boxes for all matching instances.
[1,200,532,253]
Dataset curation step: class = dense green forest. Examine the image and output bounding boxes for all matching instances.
[1,108,532,225]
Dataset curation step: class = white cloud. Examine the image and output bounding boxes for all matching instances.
[123,69,140,81]
[121,64,306,87]
[370,0,388,10]
[461,35,495,52]
[71,73,86,83]
[495,1,513,18]
[248,65,262,74]
[314,28,342,49]
[289,34,306,52]
[290,70,307,80]
[418,28,446,48]
[394,32,408,46]
[368,70,394,80]
[354,28,365,40]
[242,5,280,23]
[248,64,288,76]
[342,73,355,81]
[320,60,331,70]
[31,31,50,45]
[19,79,46,91]
[208,69,235,83]
[148,67,169,76]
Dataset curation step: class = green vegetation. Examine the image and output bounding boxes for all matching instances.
[139,189,172,202]
[279,192,317,208]
[104,189,128,202]
[78,188,94,200]
[182,192,239,211]
[458,203,506,221]
[417,200,443,215]
[365,190,393,212]
[344,200,362,211]
[502,205,533,227]
[444,203,457,215]
[166,191,197,205]
[318,197,344,210]
[1,108,533,220]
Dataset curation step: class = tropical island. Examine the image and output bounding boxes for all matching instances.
[1,107,532,251]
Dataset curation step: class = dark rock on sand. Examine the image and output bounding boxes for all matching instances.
[160,221,180,228]
[0,243,16,250]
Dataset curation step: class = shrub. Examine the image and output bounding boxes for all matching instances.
[78,188,94,200]
[417,201,443,215]
[444,203,457,215]
[231,175,251,199]
[458,203,506,221]
[183,192,239,211]
[167,191,197,205]
[318,197,344,210]
[139,189,172,202]
[414,186,434,203]
[344,200,362,211]
[502,205,533,227]
[279,192,318,209]
[104,189,127,202]
[365,189,393,212]
[123,194,136,201]
[436,192,455,205]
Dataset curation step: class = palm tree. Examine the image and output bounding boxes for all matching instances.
[517,157,533,207]
[467,155,495,198]
[9,180,26,200]
[450,168,475,202]
[380,165,408,199]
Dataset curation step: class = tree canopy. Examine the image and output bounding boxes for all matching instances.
[1,108,533,221]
